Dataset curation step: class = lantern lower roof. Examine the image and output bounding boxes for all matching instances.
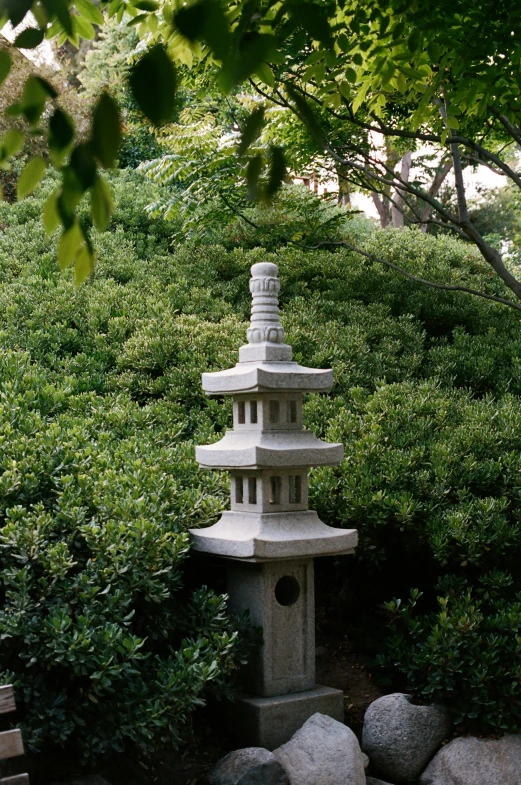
[202,360,333,395]
[196,429,343,469]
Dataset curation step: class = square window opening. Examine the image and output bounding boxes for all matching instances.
[269,476,282,505]
[235,476,244,504]
[250,400,258,424]
[287,400,297,423]
[248,477,257,505]
[238,401,246,424]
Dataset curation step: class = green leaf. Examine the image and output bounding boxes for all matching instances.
[221,33,275,91]
[289,4,333,48]
[8,76,57,126]
[43,190,60,236]
[75,0,104,25]
[238,106,265,157]
[6,0,33,27]
[70,143,97,189]
[427,41,441,62]
[58,220,84,269]
[346,67,357,83]
[1,129,24,160]
[129,45,176,126]
[175,0,230,61]
[73,14,95,39]
[49,108,75,163]
[90,175,114,231]
[91,92,121,168]
[0,50,11,87]
[246,154,262,201]
[14,27,45,49]
[446,116,459,129]
[131,0,158,9]
[266,146,286,199]
[285,84,324,144]
[43,0,74,35]
[17,156,46,199]
[408,29,421,53]
[75,244,95,285]
[254,62,274,87]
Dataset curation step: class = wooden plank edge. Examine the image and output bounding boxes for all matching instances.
[0,775,30,785]
[0,729,24,761]
[0,687,16,716]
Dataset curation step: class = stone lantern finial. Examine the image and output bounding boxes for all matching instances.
[240,262,292,363]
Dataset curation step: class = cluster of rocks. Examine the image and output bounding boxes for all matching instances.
[210,693,521,785]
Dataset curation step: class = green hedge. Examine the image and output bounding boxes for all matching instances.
[1,170,521,750]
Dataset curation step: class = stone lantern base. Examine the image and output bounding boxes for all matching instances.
[226,685,344,750]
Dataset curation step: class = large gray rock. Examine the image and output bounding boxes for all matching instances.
[366,779,394,785]
[419,735,521,784]
[362,693,451,783]
[209,747,289,785]
[274,712,366,785]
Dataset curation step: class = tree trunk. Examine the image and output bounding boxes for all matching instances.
[391,151,412,228]
[419,159,453,232]
[371,192,391,227]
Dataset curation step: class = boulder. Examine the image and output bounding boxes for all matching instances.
[362,693,451,783]
[362,753,369,770]
[274,712,366,785]
[209,747,289,785]
[419,735,521,785]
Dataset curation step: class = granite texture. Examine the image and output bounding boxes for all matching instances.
[419,735,521,785]
[274,713,366,785]
[226,559,315,697]
[362,693,451,783]
[209,747,289,785]
[190,510,357,560]
[226,687,344,751]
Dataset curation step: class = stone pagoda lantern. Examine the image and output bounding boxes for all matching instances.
[190,262,357,749]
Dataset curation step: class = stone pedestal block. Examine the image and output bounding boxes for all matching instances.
[226,685,344,751]
[227,559,315,697]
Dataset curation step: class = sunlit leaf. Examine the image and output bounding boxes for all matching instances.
[1,129,24,161]
[58,220,83,269]
[75,0,104,25]
[43,190,60,236]
[17,156,46,199]
[91,175,114,231]
[75,243,95,285]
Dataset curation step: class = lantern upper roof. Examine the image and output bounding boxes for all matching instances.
[202,262,333,395]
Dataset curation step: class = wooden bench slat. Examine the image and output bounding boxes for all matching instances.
[0,687,15,717]
[0,730,24,761]
[0,775,30,785]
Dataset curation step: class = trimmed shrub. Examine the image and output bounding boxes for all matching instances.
[2,169,521,744]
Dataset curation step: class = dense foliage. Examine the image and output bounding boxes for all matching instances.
[1,171,521,751]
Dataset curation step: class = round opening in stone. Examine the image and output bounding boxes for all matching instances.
[275,575,300,606]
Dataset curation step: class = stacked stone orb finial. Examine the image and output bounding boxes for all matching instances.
[190,262,358,749]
